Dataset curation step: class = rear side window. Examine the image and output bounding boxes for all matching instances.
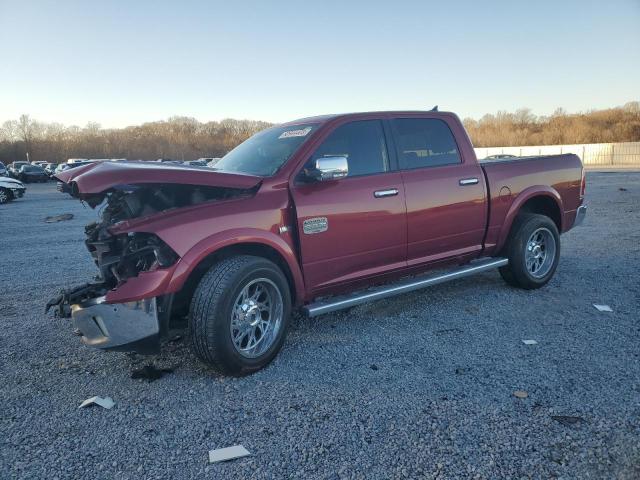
[310,120,389,177]
[393,118,461,169]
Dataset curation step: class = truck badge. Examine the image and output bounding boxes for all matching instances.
[303,217,328,234]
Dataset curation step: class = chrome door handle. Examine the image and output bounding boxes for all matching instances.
[459,178,479,186]
[374,188,399,198]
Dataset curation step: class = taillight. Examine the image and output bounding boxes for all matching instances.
[580,168,586,199]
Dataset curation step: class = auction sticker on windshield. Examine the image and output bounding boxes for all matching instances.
[279,127,312,139]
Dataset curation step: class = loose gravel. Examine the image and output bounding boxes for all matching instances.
[1,173,639,479]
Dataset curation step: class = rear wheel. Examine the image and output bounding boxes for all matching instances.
[189,255,291,375]
[0,188,12,204]
[499,213,560,289]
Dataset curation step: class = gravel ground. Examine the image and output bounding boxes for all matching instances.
[1,173,639,479]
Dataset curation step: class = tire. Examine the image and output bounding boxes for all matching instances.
[498,213,560,289]
[0,188,12,204]
[189,255,292,375]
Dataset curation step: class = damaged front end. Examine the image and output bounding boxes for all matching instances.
[47,168,261,352]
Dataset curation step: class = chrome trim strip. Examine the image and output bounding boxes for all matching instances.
[374,188,399,198]
[459,178,479,186]
[304,257,508,317]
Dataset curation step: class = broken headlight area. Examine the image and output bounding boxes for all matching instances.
[85,228,178,287]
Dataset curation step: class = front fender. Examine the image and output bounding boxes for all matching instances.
[495,185,563,252]
[166,228,306,304]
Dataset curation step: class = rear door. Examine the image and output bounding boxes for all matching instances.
[391,116,487,266]
[291,119,407,293]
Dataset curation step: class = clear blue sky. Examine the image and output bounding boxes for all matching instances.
[1,0,638,127]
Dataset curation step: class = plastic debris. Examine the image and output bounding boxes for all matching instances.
[593,304,613,312]
[208,445,251,463]
[79,396,115,409]
[44,213,74,223]
[551,415,584,426]
[131,365,173,382]
[513,390,529,399]
[522,339,538,345]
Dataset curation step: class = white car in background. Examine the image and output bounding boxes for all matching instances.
[0,176,26,204]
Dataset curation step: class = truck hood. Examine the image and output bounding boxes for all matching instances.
[55,161,262,195]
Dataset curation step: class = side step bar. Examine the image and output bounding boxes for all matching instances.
[303,257,508,318]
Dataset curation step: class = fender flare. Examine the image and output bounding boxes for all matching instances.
[495,185,563,252]
[166,228,306,304]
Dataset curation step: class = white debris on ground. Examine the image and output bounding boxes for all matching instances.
[522,339,538,345]
[208,445,251,463]
[78,396,115,409]
[593,304,613,312]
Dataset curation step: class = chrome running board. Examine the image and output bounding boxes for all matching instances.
[303,257,508,318]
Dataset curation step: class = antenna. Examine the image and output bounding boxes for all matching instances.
[429,105,438,112]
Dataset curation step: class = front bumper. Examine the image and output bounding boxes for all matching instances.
[10,186,25,197]
[71,297,160,352]
[573,205,587,228]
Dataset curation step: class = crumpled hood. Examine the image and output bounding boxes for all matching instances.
[55,161,262,195]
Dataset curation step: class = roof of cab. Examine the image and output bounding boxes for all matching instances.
[279,110,449,126]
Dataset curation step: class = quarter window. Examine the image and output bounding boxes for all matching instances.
[309,120,389,177]
[393,118,461,169]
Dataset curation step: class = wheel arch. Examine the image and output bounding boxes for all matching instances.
[167,230,305,320]
[496,186,563,252]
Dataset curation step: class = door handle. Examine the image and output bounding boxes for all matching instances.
[374,188,399,198]
[459,178,479,186]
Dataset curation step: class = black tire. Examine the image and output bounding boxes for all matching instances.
[498,213,560,289]
[0,188,12,204]
[189,255,291,375]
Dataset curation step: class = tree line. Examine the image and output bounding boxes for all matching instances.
[1,102,638,164]
[0,116,272,164]
[463,101,640,147]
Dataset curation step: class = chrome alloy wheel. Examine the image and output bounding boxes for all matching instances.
[230,278,283,358]
[525,227,556,278]
[0,189,8,203]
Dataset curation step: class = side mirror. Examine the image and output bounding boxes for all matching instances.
[314,156,348,181]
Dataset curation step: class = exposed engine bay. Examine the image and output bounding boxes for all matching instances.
[46,183,255,317]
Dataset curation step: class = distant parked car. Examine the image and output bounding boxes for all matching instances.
[8,161,30,178]
[0,161,7,176]
[183,159,209,167]
[484,154,518,160]
[0,176,26,203]
[32,161,48,167]
[55,161,94,175]
[44,163,58,176]
[17,164,49,183]
[156,158,182,164]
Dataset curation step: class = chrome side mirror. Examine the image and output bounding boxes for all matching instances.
[315,156,348,181]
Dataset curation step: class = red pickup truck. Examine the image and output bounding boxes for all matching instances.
[49,110,586,375]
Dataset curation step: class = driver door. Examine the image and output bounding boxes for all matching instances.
[291,120,407,294]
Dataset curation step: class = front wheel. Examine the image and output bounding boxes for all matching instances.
[189,255,291,375]
[499,213,560,289]
[0,188,12,204]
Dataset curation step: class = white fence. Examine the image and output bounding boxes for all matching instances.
[474,141,640,167]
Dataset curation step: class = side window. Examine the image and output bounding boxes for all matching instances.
[393,118,461,169]
[308,120,389,177]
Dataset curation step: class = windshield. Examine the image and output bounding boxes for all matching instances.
[214,124,317,176]
[23,166,44,172]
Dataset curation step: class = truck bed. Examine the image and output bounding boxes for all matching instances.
[479,153,584,254]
